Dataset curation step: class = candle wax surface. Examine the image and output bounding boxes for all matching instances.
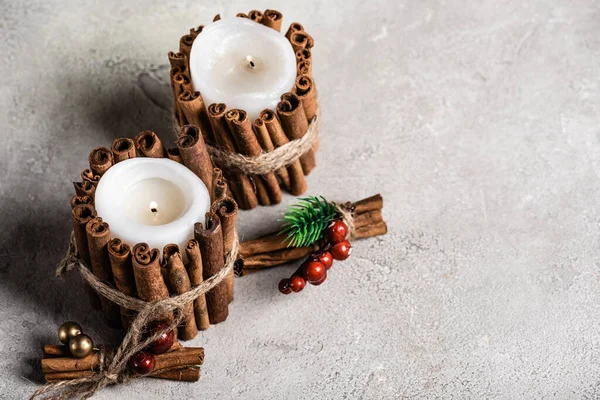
[124,178,186,226]
[189,17,297,120]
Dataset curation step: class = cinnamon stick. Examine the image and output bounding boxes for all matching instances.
[289,31,314,52]
[243,246,317,269]
[73,180,96,199]
[226,109,281,205]
[179,34,195,59]
[132,243,173,324]
[296,48,312,63]
[154,347,204,371]
[135,131,166,158]
[277,93,315,175]
[177,125,213,194]
[184,240,210,331]
[285,22,304,39]
[81,169,100,187]
[236,13,249,19]
[178,91,213,144]
[208,103,257,210]
[262,9,283,31]
[43,345,71,357]
[71,204,101,310]
[150,366,200,382]
[42,353,99,374]
[248,10,263,23]
[88,147,114,177]
[44,371,95,382]
[211,197,238,303]
[240,232,290,258]
[211,168,228,201]
[168,51,187,68]
[167,148,183,164]
[294,75,318,121]
[213,14,221,22]
[260,109,307,195]
[194,213,228,324]
[86,218,121,328]
[164,244,198,341]
[107,238,137,328]
[111,138,136,163]
[354,221,388,240]
[354,209,383,229]
[253,118,291,191]
[353,194,383,214]
[189,25,203,37]
[297,60,311,77]
[70,195,93,209]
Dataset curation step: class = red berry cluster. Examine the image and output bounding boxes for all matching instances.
[279,220,352,294]
[128,321,175,376]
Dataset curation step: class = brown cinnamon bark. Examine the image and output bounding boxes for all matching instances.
[211,197,238,303]
[111,138,136,163]
[167,148,183,164]
[150,366,200,382]
[43,345,72,357]
[44,371,95,382]
[88,147,113,177]
[289,31,314,52]
[71,204,101,310]
[285,22,304,39]
[213,14,221,22]
[243,246,317,269]
[226,109,281,205]
[81,169,100,187]
[353,194,383,214]
[294,75,318,121]
[107,238,137,328]
[262,9,283,31]
[86,218,121,328]
[184,239,210,331]
[277,93,315,175]
[178,91,213,144]
[296,48,312,63]
[177,125,213,194]
[248,10,263,23]
[259,109,307,195]
[135,131,166,158]
[73,180,96,199]
[179,34,195,59]
[154,347,204,371]
[240,232,290,258]
[70,195,93,209]
[211,168,228,201]
[189,25,203,37]
[354,221,388,239]
[132,243,173,324]
[41,353,99,374]
[297,60,311,77]
[194,213,228,324]
[208,103,257,210]
[171,71,193,126]
[354,209,383,229]
[164,244,198,341]
[168,51,187,68]
[253,118,291,191]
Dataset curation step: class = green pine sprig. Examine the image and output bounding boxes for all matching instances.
[279,196,338,248]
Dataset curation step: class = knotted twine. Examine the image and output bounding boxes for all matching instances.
[31,232,238,400]
[204,108,320,175]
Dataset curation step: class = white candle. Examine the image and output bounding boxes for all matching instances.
[189,17,297,120]
[94,158,211,252]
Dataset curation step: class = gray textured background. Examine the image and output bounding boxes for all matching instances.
[1,0,600,399]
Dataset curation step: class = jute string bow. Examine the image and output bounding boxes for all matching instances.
[205,109,320,175]
[31,232,238,400]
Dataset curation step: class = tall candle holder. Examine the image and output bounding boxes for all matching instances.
[168,9,320,210]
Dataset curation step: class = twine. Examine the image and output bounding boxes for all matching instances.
[31,232,237,400]
[205,108,321,175]
[334,202,356,241]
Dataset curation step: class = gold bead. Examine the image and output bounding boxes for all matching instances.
[58,321,82,344]
[69,334,94,358]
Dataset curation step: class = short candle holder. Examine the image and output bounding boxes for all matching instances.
[168,9,320,210]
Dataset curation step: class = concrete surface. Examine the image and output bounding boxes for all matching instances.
[1,0,599,398]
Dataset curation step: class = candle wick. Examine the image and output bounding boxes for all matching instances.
[245,55,255,69]
[249,60,255,68]
[151,208,158,213]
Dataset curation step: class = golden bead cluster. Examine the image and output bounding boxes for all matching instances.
[57,321,95,358]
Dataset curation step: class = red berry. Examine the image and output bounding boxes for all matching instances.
[310,271,327,286]
[331,240,352,260]
[278,279,292,294]
[326,220,348,243]
[315,251,334,270]
[289,275,306,292]
[303,260,326,283]
[128,351,155,375]
[144,321,175,354]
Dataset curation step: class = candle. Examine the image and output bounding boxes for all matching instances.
[189,17,297,119]
[94,158,211,252]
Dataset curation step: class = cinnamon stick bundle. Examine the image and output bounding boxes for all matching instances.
[185,239,210,331]
[277,93,315,175]
[259,109,307,195]
[107,239,137,328]
[135,131,166,158]
[70,195,93,209]
[86,218,121,328]
[178,91,213,144]
[262,9,283,31]
[71,204,101,310]
[88,147,114,177]
[164,244,198,340]
[177,125,213,195]
[132,243,173,324]
[73,180,96,199]
[211,197,238,303]
[111,138,136,163]
[294,75,318,121]
[194,213,228,324]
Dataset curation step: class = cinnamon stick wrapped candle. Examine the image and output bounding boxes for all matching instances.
[177,125,214,195]
[71,204,101,310]
[164,244,198,340]
[185,239,210,331]
[135,131,166,158]
[111,138,136,163]
[107,239,136,328]
[277,93,315,175]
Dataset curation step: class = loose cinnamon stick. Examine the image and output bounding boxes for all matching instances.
[150,366,200,382]
[194,213,228,324]
[248,10,263,23]
[45,371,95,382]
[111,138,136,163]
[70,195,93,209]
[164,244,198,341]
[43,345,71,357]
[86,218,121,328]
[88,147,114,177]
[240,232,290,258]
[73,180,96,199]
[211,197,238,303]
[243,246,317,269]
[167,148,183,164]
[354,209,383,229]
[185,240,210,331]
[289,31,314,52]
[81,169,100,187]
[132,243,173,324]
[226,109,281,205]
[135,131,166,158]
[107,239,137,328]
[353,194,383,214]
[354,221,388,240]
[178,91,213,144]
[253,118,291,191]
[168,51,187,68]
[294,75,318,121]
[154,347,205,371]
[262,9,283,31]
[71,204,101,310]
[177,125,213,194]
[285,22,304,39]
[42,353,99,374]
[277,93,315,175]
[179,34,195,59]
[208,103,257,210]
